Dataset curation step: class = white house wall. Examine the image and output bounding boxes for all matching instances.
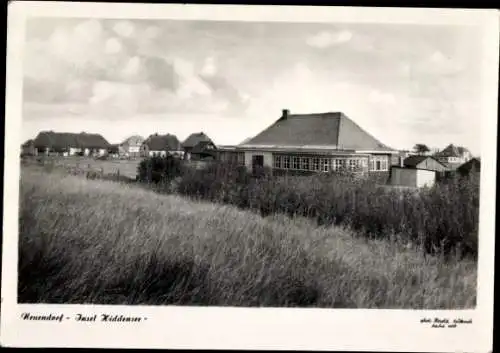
[416,169,436,188]
[391,168,436,188]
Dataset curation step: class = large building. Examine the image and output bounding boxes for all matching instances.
[216,109,398,175]
[32,131,110,157]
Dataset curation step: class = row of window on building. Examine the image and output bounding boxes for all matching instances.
[273,155,389,172]
[216,151,389,172]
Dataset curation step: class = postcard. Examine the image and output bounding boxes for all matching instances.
[2,2,498,351]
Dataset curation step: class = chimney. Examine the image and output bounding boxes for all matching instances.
[282,109,290,119]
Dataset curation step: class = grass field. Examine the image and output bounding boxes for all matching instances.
[21,156,142,179]
[18,167,477,308]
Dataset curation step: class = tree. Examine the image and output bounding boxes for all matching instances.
[413,144,430,155]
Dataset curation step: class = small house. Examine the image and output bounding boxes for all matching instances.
[21,139,37,156]
[434,144,472,170]
[182,132,214,160]
[190,140,217,161]
[119,135,144,158]
[390,155,448,188]
[141,133,183,157]
[457,157,481,177]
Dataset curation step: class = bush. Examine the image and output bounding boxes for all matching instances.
[137,155,184,184]
[177,164,480,258]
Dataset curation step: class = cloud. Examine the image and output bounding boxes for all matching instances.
[306,30,353,48]
[414,50,465,76]
[368,90,396,105]
[112,21,135,38]
[105,37,123,54]
[201,56,217,77]
[22,18,251,118]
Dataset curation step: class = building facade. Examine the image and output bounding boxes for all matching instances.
[119,135,145,158]
[32,131,110,157]
[182,132,214,160]
[434,144,472,170]
[216,110,398,177]
[141,133,183,158]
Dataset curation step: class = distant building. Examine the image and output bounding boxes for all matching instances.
[457,157,481,177]
[182,132,214,160]
[390,156,448,188]
[190,140,217,160]
[434,144,472,170]
[402,155,449,172]
[141,133,183,157]
[216,109,399,177]
[107,144,120,158]
[32,131,110,157]
[119,135,144,158]
[21,139,37,156]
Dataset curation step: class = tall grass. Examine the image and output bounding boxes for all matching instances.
[175,161,480,258]
[19,168,476,308]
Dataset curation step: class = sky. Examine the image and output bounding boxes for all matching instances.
[22,18,483,154]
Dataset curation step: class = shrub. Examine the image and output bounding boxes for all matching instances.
[137,155,184,184]
[177,164,480,258]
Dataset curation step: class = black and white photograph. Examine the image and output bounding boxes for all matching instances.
[1,2,498,351]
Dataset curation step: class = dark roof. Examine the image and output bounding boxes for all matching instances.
[182,132,213,149]
[33,131,110,150]
[108,144,120,153]
[436,144,470,158]
[403,155,428,167]
[242,111,394,152]
[403,155,445,167]
[144,134,181,151]
[191,140,217,154]
[457,158,481,173]
[22,139,34,147]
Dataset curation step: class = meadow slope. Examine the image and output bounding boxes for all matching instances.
[18,168,477,308]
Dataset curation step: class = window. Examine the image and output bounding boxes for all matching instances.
[292,156,300,170]
[312,157,320,171]
[273,155,282,168]
[300,157,310,170]
[321,158,329,172]
[331,158,342,171]
[370,155,389,171]
[237,152,245,165]
[283,156,290,169]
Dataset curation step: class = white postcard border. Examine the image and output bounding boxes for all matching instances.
[2,2,498,352]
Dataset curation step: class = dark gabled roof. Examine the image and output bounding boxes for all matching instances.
[22,139,34,147]
[403,155,447,168]
[33,131,110,150]
[457,158,481,173]
[108,144,120,153]
[191,140,217,154]
[242,111,394,152]
[144,134,181,151]
[436,144,470,158]
[182,132,213,149]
